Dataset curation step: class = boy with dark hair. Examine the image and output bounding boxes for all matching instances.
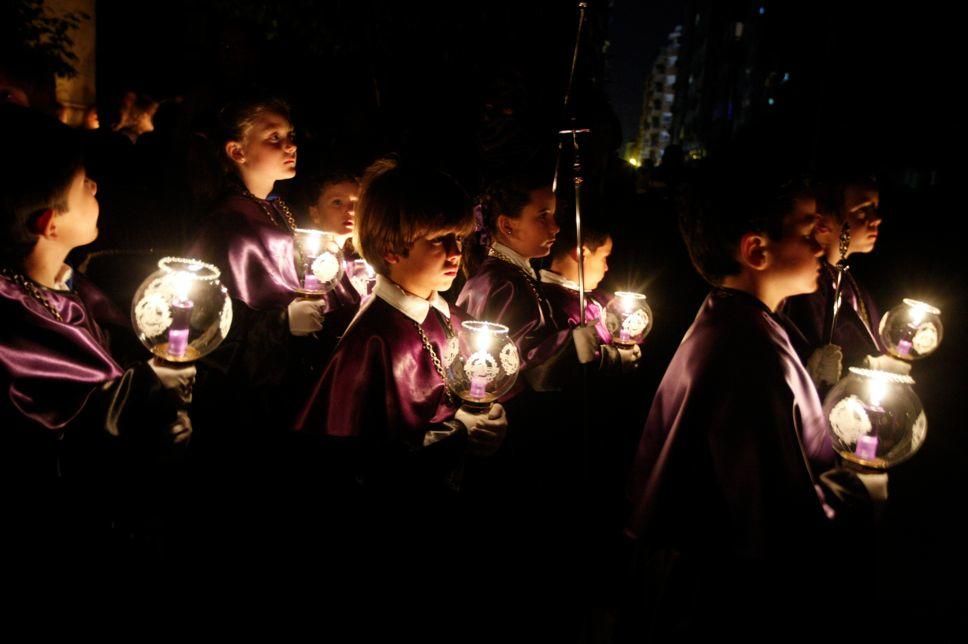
[0,105,193,570]
[622,161,884,638]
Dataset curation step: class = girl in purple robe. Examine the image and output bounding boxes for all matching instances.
[294,159,508,572]
[0,106,193,568]
[457,176,636,389]
[188,99,331,447]
[781,176,887,389]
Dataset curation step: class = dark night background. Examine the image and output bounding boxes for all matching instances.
[3,0,965,633]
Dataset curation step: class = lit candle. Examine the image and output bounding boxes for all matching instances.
[855,435,879,460]
[856,375,889,461]
[167,272,193,358]
[303,233,323,291]
[470,376,487,399]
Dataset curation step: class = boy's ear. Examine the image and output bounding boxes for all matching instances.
[225,141,245,164]
[737,232,770,271]
[383,249,400,265]
[29,209,56,237]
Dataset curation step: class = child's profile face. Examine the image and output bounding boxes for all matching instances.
[55,169,100,248]
[766,197,824,298]
[582,236,613,290]
[387,227,464,298]
[309,180,358,236]
[236,110,297,182]
[839,185,881,255]
[500,186,559,259]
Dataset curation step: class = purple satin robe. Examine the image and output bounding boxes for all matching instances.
[295,296,468,448]
[627,288,835,554]
[189,193,300,311]
[781,260,885,370]
[1,272,124,431]
[541,283,612,344]
[457,257,573,375]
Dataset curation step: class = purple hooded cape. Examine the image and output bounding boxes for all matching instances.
[296,295,468,445]
[189,193,299,311]
[541,282,612,344]
[627,288,836,551]
[456,257,573,386]
[1,271,124,431]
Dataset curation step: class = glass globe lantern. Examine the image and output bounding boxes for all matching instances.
[605,291,654,347]
[823,367,926,470]
[131,257,232,363]
[293,228,344,296]
[879,298,943,360]
[347,259,377,297]
[442,321,520,413]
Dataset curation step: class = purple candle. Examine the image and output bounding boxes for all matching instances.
[167,297,193,357]
[303,261,321,291]
[896,339,912,356]
[469,376,487,399]
[855,435,878,461]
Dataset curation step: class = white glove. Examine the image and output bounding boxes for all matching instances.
[863,354,912,376]
[617,344,642,373]
[457,403,508,457]
[600,343,642,374]
[806,344,843,388]
[148,357,195,404]
[169,408,193,445]
[287,298,326,336]
[573,324,600,365]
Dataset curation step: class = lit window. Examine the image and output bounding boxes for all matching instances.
[759,6,766,16]
[767,97,775,106]
[735,22,744,38]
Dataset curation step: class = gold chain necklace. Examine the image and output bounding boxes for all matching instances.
[241,189,297,232]
[412,310,456,407]
[1,268,64,322]
[488,247,545,305]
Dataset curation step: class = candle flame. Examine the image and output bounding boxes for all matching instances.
[304,233,323,256]
[473,328,493,353]
[868,375,889,408]
[172,271,192,301]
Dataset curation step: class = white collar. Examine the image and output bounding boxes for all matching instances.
[373,274,450,324]
[538,269,581,291]
[52,264,73,291]
[489,241,537,280]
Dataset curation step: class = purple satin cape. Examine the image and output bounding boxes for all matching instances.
[542,283,612,344]
[295,296,468,447]
[189,194,300,311]
[626,288,835,556]
[456,257,573,374]
[1,272,124,431]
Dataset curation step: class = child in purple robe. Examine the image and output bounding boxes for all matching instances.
[298,169,368,346]
[459,176,640,389]
[0,105,194,567]
[188,99,332,447]
[781,175,888,390]
[294,159,508,571]
[539,222,630,362]
[622,161,886,639]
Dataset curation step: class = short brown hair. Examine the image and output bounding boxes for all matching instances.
[355,158,473,276]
